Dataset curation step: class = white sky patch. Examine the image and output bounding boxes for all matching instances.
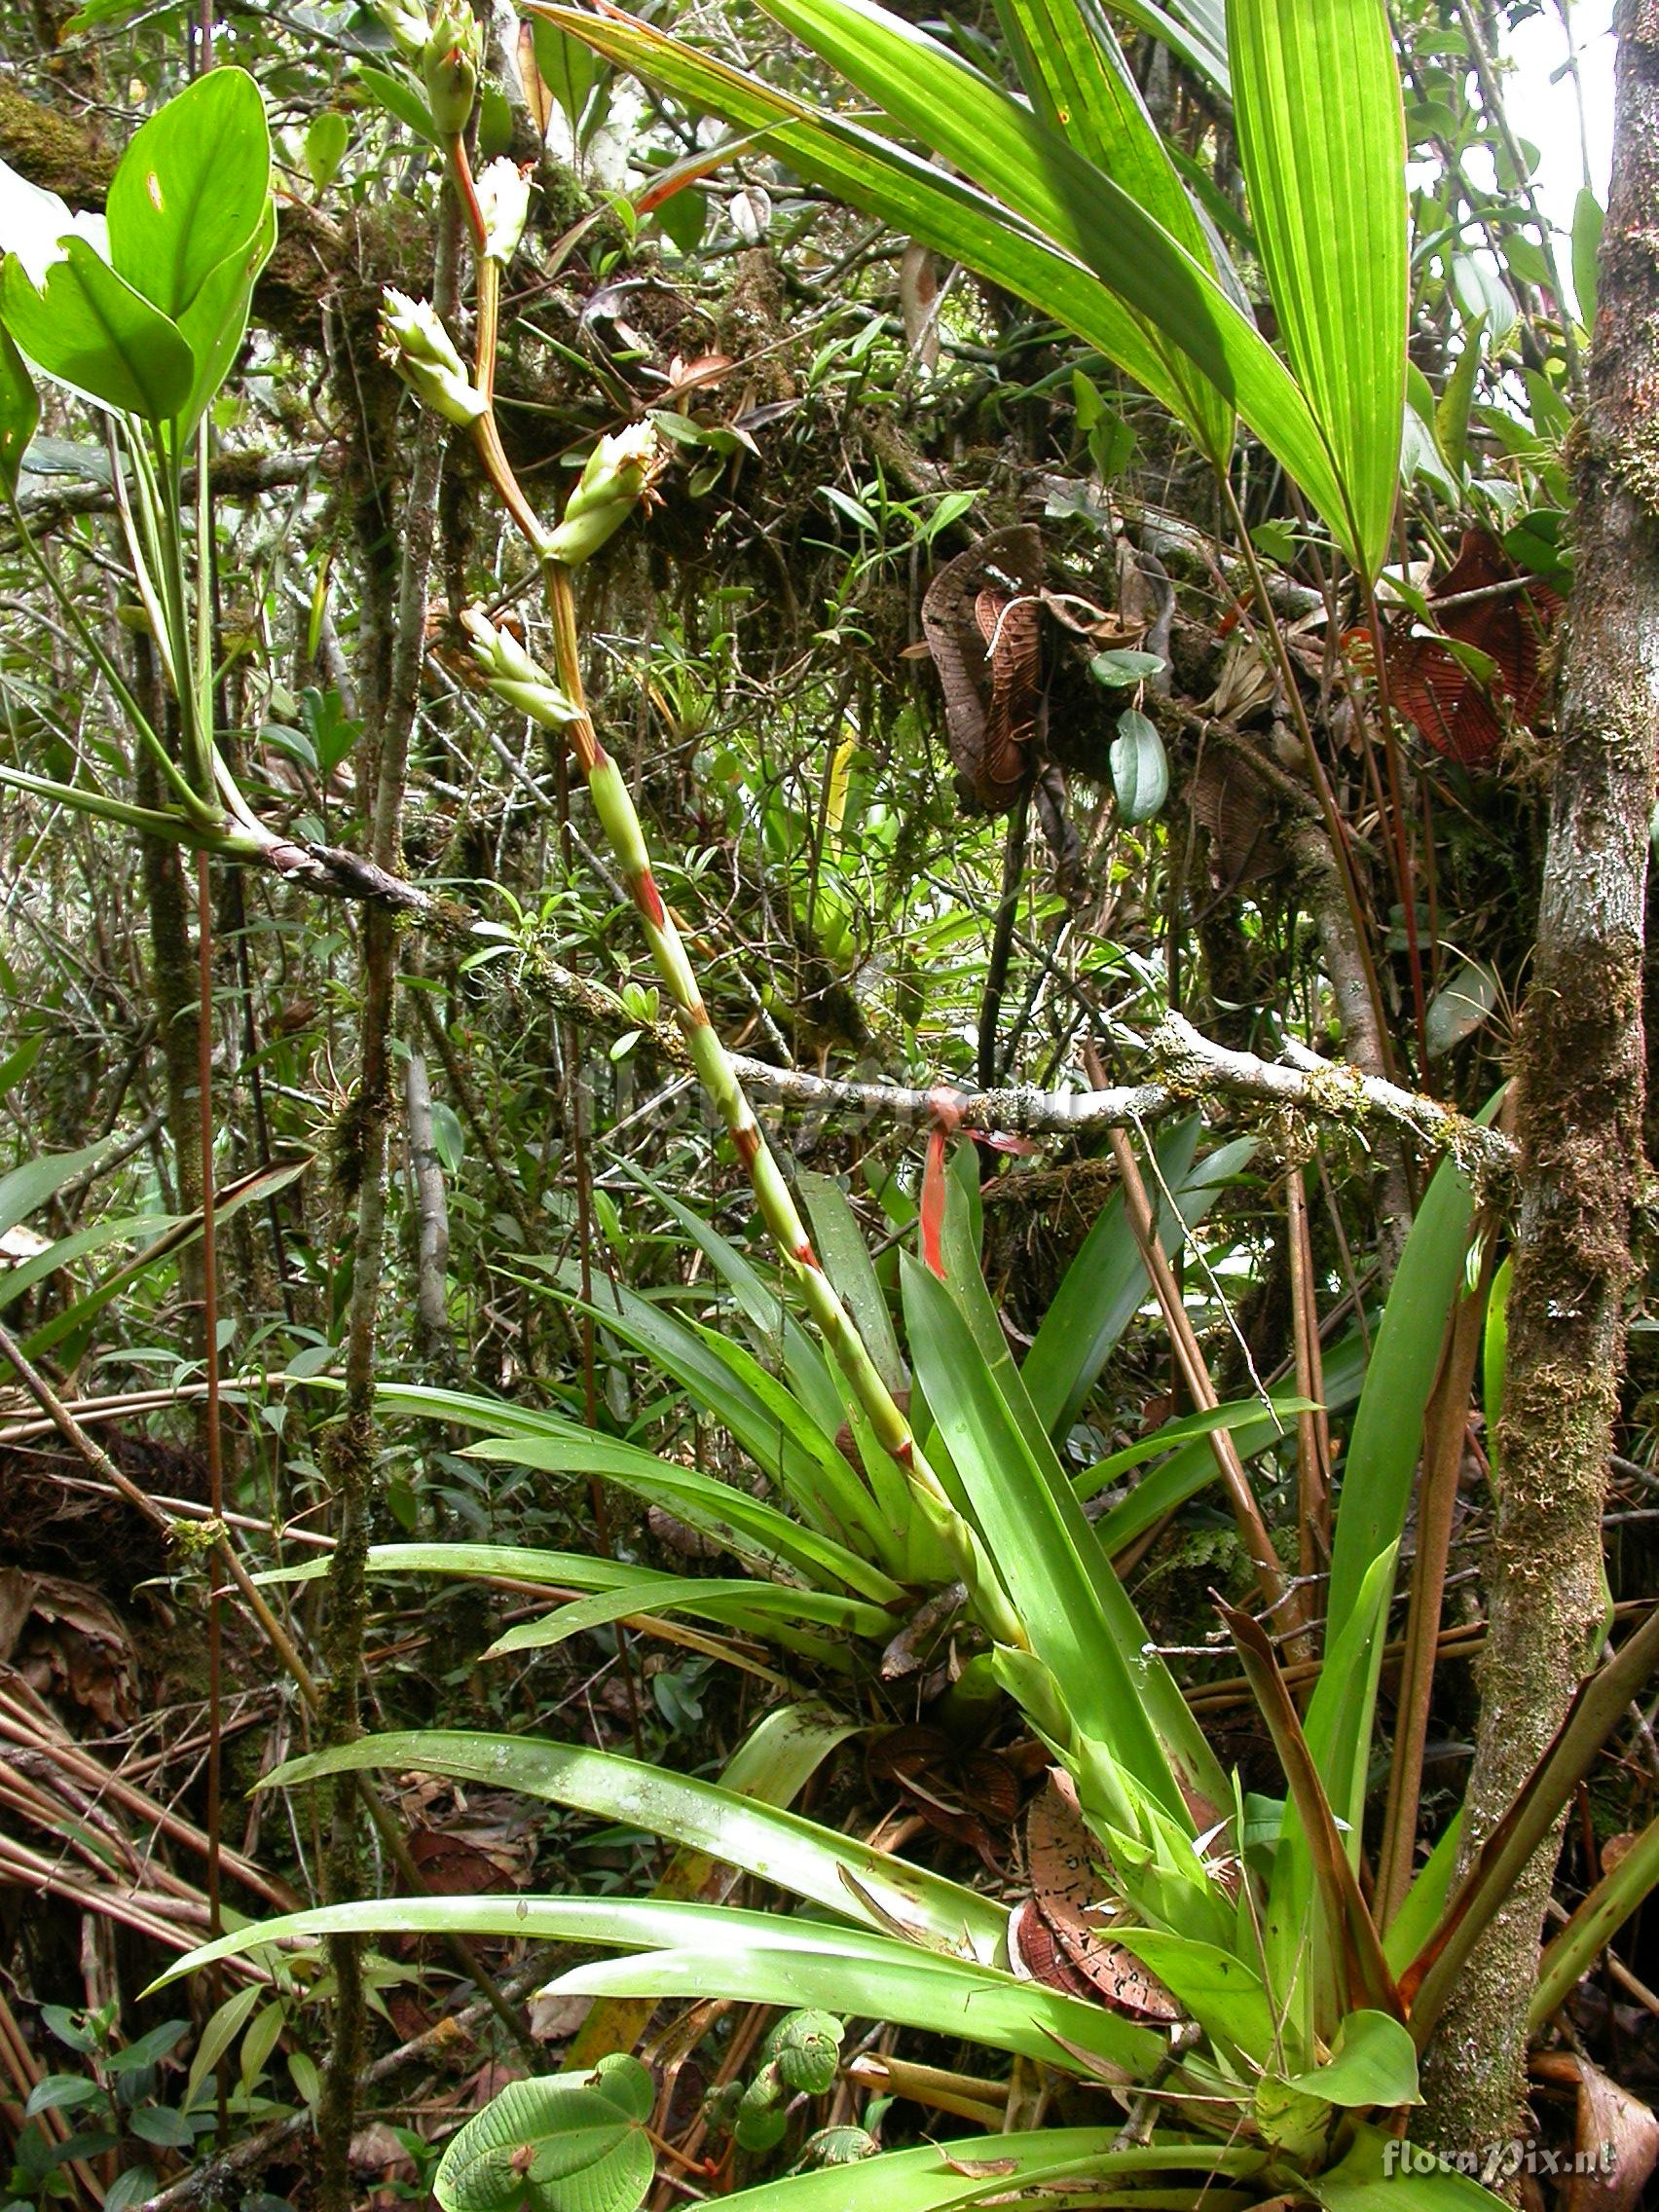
[1503,0,1614,227]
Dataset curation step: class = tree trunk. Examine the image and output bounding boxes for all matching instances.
[1418,0,1659,2158]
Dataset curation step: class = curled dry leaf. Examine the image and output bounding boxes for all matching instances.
[865,1722,1018,1869]
[1530,2051,1659,2212]
[1019,1770,1180,2020]
[921,526,1047,815]
[1190,746,1285,892]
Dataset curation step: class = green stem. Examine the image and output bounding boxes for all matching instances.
[539,559,1018,1641]
[4,487,212,828]
[444,139,1016,1642]
[0,761,236,841]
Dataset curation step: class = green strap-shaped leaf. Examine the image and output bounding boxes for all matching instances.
[621,1161,842,1439]
[0,241,193,424]
[1113,0,1230,94]
[903,1252,1217,1819]
[1227,0,1408,575]
[714,2135,1268,2212]
[1323,1153,1473,1650]
[462,1431,904,1603]
[993,0,1235,465]
[759,0,1236,458]
[267,1727,1009,1958]
[154,1898,1163,2076]
[485,1573,892,1654]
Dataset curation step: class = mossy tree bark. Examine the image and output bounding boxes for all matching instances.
[1418,0,1659,2159]
[313,204,460,2212]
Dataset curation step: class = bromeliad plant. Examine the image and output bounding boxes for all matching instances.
[162,1151,1659,2212]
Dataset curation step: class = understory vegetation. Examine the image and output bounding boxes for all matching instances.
[0,1,1657,2209]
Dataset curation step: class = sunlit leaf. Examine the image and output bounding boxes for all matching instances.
[1228,0,1408,573]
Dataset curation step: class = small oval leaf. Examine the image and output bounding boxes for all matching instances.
[1110,708,1169,825]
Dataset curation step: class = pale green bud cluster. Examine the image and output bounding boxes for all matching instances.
[422,0,481,135]
[546,424,661,566]
[379,290,487,427]
[476,157,533,265]
[461,609,580,727]
[373,0,429,59]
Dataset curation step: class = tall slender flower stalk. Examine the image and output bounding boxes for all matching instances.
[424,137,1021,1648]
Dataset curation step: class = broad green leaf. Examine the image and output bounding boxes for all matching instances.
[1111,707,1170,823]
[1227,0,1408,573]
[1423,956,1498,1059]
[532,15,601,128]
[0,323,37,496]
[155,1899,1162,2075]
[1310,2120,1507,2211]
[266,1728,1008,1960]
[1281,2009,1420,2107]
[106,68,271,322]
[1431,319,1483,488]
[0,241,194,423]
[306,111,350,194]
[1324,1153,1473,1649]
[534,3,1349,528]
[433,2054,652,2212]
[0,1134,135,1239]
[183,1983,264,2114]
[356,64,441,144]
[174,195,277,435]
